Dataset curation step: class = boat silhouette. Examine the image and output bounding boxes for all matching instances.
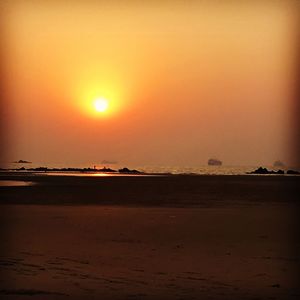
[208,158,222,166]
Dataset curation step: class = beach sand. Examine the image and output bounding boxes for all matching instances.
[0,174,299,299]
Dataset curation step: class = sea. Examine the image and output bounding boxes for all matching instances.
[1,162,297,176]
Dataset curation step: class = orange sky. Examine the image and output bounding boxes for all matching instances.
[1,1,298,167]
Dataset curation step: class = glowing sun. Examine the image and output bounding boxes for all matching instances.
[94,98,109,112]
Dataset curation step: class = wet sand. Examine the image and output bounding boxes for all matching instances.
[0,174,299,299]
[0,173,299,206]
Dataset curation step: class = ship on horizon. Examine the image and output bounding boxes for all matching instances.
[208,158,222,166]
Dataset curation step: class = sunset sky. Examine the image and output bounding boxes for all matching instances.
[1,1,298,167]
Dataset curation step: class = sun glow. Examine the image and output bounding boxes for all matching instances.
[94,98,109,112]
[75,78,126,118]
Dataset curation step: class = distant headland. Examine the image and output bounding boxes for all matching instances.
[13,160,32,164]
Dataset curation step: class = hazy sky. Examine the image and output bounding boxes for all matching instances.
[1,1,298,167]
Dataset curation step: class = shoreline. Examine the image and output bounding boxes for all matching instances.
[1,164,299,177]
[0,173,299,206]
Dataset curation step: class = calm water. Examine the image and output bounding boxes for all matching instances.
[0,180,34,187]
[1,163,295,176]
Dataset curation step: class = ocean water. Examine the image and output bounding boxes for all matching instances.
[1,162,295,176]
[134,165,294,175]
[0,180,35,186]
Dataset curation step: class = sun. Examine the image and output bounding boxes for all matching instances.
[94,98,109,113]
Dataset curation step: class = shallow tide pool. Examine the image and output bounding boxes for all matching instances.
[0,180,35,187]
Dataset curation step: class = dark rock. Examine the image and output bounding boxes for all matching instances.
[249,167,285,175]
[34,167,48,171]
[98,167,116,172]
[118,167,141,174]
[250,167,269,174]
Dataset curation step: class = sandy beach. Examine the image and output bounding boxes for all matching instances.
[0,174,299,299]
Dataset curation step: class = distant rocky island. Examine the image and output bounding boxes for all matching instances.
[13,160,32,164]
[208,158,222,166]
